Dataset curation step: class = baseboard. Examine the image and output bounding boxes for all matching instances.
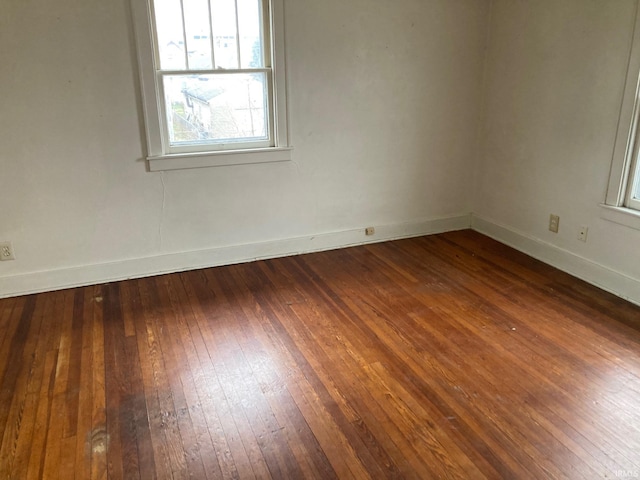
[471,215,640,307]
[0,214,471,299]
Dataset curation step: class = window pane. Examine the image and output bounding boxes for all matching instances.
[634,168,640,199]
[211,0,239,69]
[153,0,187,70]
[238,0,263,68]
[183,0,213,69]
[163,73,268,145]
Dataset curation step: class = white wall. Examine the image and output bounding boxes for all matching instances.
[5,0,638,305]
[0,0,489,296]
[474,0,640,304]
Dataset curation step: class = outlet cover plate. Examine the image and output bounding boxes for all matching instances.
[0,242,15,261]
[577,226,588,242]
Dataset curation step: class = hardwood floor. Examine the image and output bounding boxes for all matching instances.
[1,230,640,479]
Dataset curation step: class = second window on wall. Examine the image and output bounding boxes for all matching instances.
[607,4,640,215]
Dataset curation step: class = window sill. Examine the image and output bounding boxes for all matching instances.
[147,147,293,172]
[599,204,640,231]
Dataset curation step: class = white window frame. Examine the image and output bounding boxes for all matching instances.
[604,3,640,225]
[131,0,291,171]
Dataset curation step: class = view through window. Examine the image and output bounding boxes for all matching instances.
[629,158,640,209]
[152,0,271,149]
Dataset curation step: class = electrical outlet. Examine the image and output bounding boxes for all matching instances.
[549,214,560,233]
[365,227,375,236]
[0,242,15,261]
[577,226,588,242]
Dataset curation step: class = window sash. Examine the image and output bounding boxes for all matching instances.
[150,0,269,72]
[156,69,276,154]
[149,0,271,154]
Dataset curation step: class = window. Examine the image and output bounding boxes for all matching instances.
[606,6,640,218]
[131,0,290,171]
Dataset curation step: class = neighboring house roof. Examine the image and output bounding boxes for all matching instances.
[182,84,224,103]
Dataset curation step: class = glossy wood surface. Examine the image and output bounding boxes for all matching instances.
[1,230,640,479]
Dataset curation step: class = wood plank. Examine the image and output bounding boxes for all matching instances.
[41,290,76,480]
[74,287,95,480]
[25,290,65,480]
[376,237,640,460]
[152,275,210,480]
[7,293,59,478]
[182,267,349,479]
[180,269,267,479]
[0,294,43,478]
[137,277,190,479]
[59,436,77,479]
[0,230,639,479]
[198,268,279,478]
[0,296,20,362]
[62,289,85,439]
[131,278,175,480]
[102,283,127,479]
[203,266,339,479]
[281,253,522,478]
[89,285,108,480]
[123,282,156,480]
[222,262,398,479]
[26,348,59,480]
[0,295,37,443]
[321,242,609,476]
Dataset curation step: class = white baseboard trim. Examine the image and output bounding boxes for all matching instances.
[0,214,471,299]
[471,215,640,307]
